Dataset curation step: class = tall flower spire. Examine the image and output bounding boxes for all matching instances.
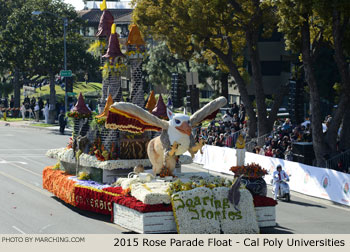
[102,24,125,61]
[95,0,114,38]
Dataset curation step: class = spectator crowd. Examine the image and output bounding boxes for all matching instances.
[195,102,247,148]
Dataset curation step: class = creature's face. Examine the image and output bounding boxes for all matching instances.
[167,109,191,136]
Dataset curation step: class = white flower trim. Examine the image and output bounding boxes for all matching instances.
[78,153,152,170]
[46,148,152,170]
[212,187,259,234]
[114,173,231,205]
[115,177,140,190]
[131,182,171,205]
[46,148,75,163]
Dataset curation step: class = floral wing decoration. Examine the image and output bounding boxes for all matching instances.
[105,102,169,133]
[228,175,243,211]
[189,96,227,127]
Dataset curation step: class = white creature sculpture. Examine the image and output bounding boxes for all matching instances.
[107,97,227,176]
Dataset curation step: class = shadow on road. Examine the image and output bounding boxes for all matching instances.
[48,131,71,136]
[279,199,326,208]
[260,224,294,234]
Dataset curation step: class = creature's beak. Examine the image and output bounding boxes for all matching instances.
[176,122,191,136]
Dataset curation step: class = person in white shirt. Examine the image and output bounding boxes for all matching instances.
[42,104,49,124]
[272,165,289,200]
[20,103,26,120]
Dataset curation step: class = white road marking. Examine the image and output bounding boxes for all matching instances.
[0,171,50,196]
[0,155,46,157]
[22,157,48,165]
[12,226,26,234]
[0,160,28,165]
[0,161,41,177]
[39,224,53,233]
[0,149,48,151]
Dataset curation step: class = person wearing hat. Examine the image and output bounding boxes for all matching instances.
[272,165,289,200]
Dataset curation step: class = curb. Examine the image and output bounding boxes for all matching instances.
[0,121,73,133]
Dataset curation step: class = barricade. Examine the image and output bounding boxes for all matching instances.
[191,145,350,207]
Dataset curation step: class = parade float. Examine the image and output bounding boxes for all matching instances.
[43,0,277,234]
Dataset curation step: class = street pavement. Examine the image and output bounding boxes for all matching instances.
[0,123,350,234]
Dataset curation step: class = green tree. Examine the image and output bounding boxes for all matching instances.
[132,0,285,137]
[0,0,98,121]
[0,0,30,112]
[272,0,350,166]
[143,41,221,95]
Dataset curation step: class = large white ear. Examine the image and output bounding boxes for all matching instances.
[167,108,174,120]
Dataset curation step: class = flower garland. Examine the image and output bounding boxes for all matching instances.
[230,163,268,178]
[112,195,172,213]
[126,49,145,57]
[42,166,76,206]
[126,49,147,60]
[67,111,91,119]
[167,177,233,195]
[253,195,278,207]
[94,116,106,126]
[100,61,127,80]
[88,40,106,57]
[74,184,120,215]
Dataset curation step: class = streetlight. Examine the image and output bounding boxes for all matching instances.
[32,11,68,114]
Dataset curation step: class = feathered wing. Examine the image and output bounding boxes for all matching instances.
[228,175,243,211]
[190,96,227,127]
[105,102,169,133]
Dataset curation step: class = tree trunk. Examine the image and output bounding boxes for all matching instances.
[246,31,269,137]
[268,83,289,130]
[220,72,229,101]
[328,8,350,154]
[227,60,257,138]
[209,46,257,138]
[48,72,56,124]
[301,20,327,167]
[339,111,350,151]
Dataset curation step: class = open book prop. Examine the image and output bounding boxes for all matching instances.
[106,97,227,176]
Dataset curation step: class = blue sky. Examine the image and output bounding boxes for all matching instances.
[64,0,85,10]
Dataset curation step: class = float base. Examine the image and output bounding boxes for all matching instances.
[113,203,176,233]
[255,206,276,227]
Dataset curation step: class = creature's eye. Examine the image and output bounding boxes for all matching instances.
[175,119,181,124]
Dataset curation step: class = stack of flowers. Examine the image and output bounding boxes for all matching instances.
[89,137,118,161]
[230,163,268,178]
[67,111,91,119]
